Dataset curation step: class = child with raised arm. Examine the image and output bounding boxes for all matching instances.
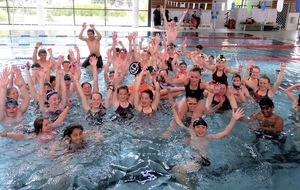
[0,68,30,123]
[0,101,71,141]
[171,103,244,188]
[79,22,103,69]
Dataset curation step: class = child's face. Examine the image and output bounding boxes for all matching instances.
[70,128,84,144]
[42,119,52,132]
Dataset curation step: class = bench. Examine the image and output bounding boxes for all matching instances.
[240,23,263,31]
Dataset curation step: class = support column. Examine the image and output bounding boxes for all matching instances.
[132,0,139,28]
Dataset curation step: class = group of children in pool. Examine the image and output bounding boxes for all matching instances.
[0,20,299,187]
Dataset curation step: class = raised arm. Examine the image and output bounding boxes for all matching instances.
[72,71,91,112]
[225,64,243,74]
[32,42,42,64]
[14,71,30,114]
[171,102,190,130]
[242,60,258,91]
[25,62,38,100]
[285,83,300,111]
[176,9,188,30]
[38,69,46,114]
[207,108,244,139]
[90,56,99,93]
[90,24,102,41]
[160,6,169,29]
[0,68,10,121]
[51,100,71,128]
[78,22,87,41]
[133,72,144,112]
[151,75,160,111]
[270,62,286,95]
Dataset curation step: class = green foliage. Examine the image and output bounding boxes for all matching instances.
[48,7,73,16]
[107,10,126,17]
[139,12,146,22]
[0,9,7,21]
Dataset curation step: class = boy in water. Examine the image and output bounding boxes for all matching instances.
[79,22,103,69]
[242,98,284,141]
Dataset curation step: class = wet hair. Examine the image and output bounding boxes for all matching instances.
[141,89,154,100]
[44,81,51,87]
[119,48,127,53]
[189,66,202,75]
[209,55,214,59]
[81,82,92,88]
[117,85,129,93]
[50,75,56,84]
[249,66,261,77]
[63,124,84,141]
[64,74,71,81]
[259,97,274,108]
[87,28,94,34]
[142,49,151,56]
[179,60,187,66]
[193,117,208,128]
[156,5,160,8]
[298,94,300,106]
[109,70,115,75]
[33,117,47,134]
[38,49,47,56]
[116,47,120,52]
[259,75,271,84]
[62,60,70,65]
[31,63,41,68]
[91,92,103,99]
[232,74,241,80]
[6,86,18,97]
[196,44,203,50]
[159,69,168,75]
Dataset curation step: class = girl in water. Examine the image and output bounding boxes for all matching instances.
[49,124,104,155]
[134,69,160,115]
[72,67,111,125]
[111,79,134,119]
[242,60,260,95]
[171,103,244,188]
[0,101,71,141]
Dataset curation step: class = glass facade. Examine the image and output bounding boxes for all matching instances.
[0,0,149,26]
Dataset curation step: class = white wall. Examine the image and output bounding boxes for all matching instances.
[286,13,300,30]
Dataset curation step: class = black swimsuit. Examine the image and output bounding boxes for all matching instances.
[212,70,228,86]
[115,102,134,119]
[185,80,204,101]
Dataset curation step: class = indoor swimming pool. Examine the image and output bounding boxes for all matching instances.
[0,29,300,190]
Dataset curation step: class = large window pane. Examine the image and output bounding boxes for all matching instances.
[44,0,73,8]
[45,8,73,25]
[106,10,130,26]
[139,0,148,10]
[0,8,8,24]
[139,11,148,26]
[8,8,38,25]
[75,9,105,25]
[7,0,36,7]
[106,0,132,9]
[75,0,103,8]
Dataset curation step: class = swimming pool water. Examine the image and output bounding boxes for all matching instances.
[0,31,300,189]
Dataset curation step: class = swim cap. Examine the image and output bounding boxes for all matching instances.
[5,99,18,107]
[259,97,274,108]
[46,90,58,100]
[128,61,142,75]
[193,117,208,128]
[216,55,226,62]
[64,74,71,81]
